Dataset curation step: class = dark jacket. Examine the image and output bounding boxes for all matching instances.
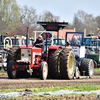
[34,39,44,50]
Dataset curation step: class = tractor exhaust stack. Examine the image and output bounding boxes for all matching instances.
[26,27,29,47]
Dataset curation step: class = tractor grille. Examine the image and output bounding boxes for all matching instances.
[21,49,31,62]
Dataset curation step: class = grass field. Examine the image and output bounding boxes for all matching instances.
[0,84,100,93]
[94,68,100,74]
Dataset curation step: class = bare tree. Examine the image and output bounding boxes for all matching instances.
[72,14,84,32]
[39,10,60,21]
[95,16,100,29]
[72,10,97,34]
[19,5,37,27]
[37,10,60,31]
[0,19,6,34]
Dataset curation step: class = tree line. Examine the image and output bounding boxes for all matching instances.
[0,0,100,37]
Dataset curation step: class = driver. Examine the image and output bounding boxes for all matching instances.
[72,35,80,45]
[34,35,44,50]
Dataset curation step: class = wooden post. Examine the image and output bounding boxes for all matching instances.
[74,28,76,32]
[84,28,86,37]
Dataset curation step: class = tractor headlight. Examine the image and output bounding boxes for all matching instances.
[22,54,24,56]
[28,54,31,56]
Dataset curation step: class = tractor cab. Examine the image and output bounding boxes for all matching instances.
[3,35,25,49]
[53,38,65,47]
[0,35,8,71]
[84,36,100,68]
[0,35,8,49]
[84,36,100,51]
[37,21,68,55]
[66,32,85,59]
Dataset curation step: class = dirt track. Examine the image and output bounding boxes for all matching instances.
[0,75,100,89]
[0,75,100,100]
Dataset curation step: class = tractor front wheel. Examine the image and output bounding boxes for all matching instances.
[39,61,48,80]
[80,59,94,78]
[7,60,17,79]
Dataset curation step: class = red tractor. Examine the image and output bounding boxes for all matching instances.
[7,27,49,80]
[7,21,68,80]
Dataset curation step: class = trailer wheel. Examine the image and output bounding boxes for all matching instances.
[60,48,75,79]
[39,61,48,80]
[7,60,17,79]
[80,59,94,78]
[48,48,62,78]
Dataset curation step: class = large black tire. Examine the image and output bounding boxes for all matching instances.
[7,47,20,64]
[60,48,75,79]
[48,48,62,79]
[7,60,17,79]
[39,61,48,80]
[80,59,94,78]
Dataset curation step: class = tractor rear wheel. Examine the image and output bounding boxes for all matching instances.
[80,59,94,78]
[7,60,17,79]
[39,61,48,80]
[48,48,62,79]
[60,48,75,79]
[7,47,20,64]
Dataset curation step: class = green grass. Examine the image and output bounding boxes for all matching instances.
[0,85,100,93]
[0,72,7,75]
[0,68,7,75]
[0,85,98,100]
[94,68,100,74]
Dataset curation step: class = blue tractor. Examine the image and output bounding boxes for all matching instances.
[61,32,94,78]
[84,36,100,68]
[84,36,100,50]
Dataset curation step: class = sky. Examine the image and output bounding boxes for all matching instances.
[16,0,100,23]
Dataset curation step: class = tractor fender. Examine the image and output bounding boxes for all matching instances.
[47,46,62,62]
[49,45,62,50]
